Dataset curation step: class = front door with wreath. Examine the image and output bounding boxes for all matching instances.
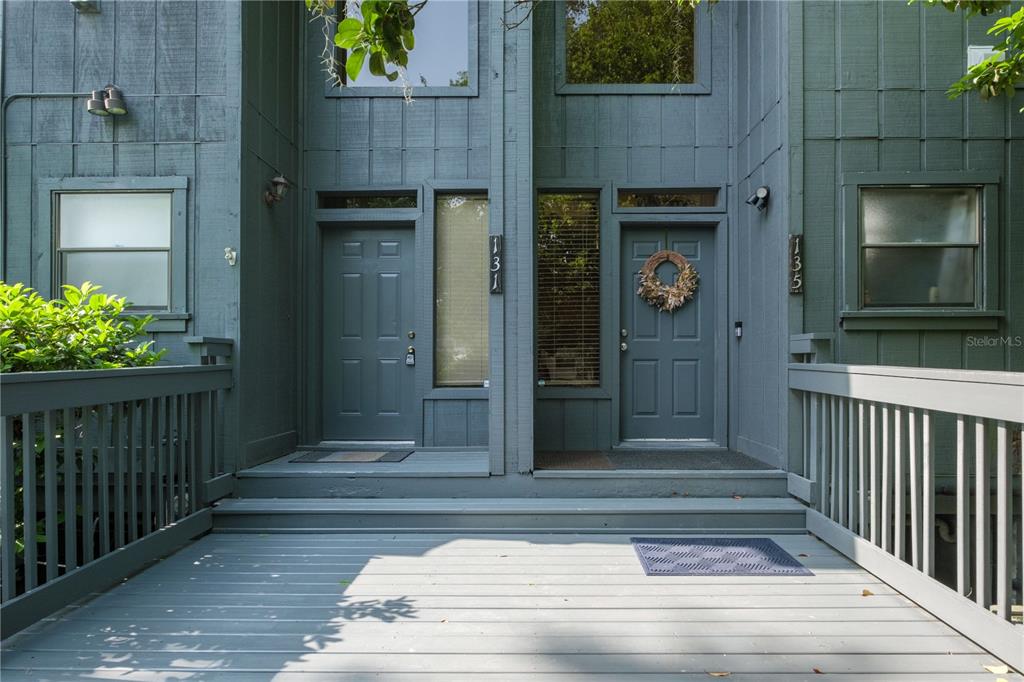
[619,225,717,442]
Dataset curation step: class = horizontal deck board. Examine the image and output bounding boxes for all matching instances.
[2,531,1014,679]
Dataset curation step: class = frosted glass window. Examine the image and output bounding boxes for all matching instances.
[64,252,170,309]
[435,195,489,387]
[58,193,171,248]
[859,187,979,308]
[56,191,173,309]
[861,188,978,244]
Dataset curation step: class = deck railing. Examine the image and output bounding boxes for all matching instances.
[789,362,1023,667]
[0,363,232,636]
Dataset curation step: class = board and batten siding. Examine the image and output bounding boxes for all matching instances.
[794,1,1024,372]
[1,0,247,473]
[238,0,302,466]
[732,0,788,468]
[300,1,530,468]
[531,1,734,453]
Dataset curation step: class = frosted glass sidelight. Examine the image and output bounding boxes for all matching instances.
[862,247,975,307]
[58,193,171,248]
[861,188,978,245]
[435,195,489,387]
[63,251,170,308]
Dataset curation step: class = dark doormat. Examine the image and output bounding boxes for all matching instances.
[291,450,414,463]
[631,537,813,576]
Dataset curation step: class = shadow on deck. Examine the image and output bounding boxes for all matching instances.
[2,531,1016,680]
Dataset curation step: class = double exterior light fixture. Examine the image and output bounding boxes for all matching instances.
[86,86,128,117]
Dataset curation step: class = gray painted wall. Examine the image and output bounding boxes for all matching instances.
[731,0,788,468]
[238,0,301,466]
[531,1,735,453]
[792,1,1024,371]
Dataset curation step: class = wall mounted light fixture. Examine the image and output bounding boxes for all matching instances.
[85,85,128,117]
[264,175,292,206]
[86,90,109,116]
[745,186,770,211]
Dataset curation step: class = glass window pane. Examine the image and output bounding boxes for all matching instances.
[861,187,978,245]
[345,0,470,88]
[63,251,170,309]
[58,192,172,248]
[435,195,489,387]
[566,1,695,85]
[536,193,600,387]
[618,188,718,208]
[317,192,418,209]
[862,247,975,307]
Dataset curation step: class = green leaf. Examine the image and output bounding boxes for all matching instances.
[369,50,386,77]
[346,47,367,82]
[334,17,363,48]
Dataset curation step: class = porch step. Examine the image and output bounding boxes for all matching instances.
[212,497,808,534]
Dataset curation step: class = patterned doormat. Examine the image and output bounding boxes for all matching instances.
[631,537,813,576]
[291,450,413,463]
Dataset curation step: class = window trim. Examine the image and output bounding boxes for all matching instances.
[553,0,712,95]
[324,0,479,98]
[38,176,189,332]
[840,171,1001,331]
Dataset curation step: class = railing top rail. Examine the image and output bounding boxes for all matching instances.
[1,364,233,415]
[788,363,1023,423]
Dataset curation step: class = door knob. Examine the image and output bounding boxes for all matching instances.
[620,342,628,352]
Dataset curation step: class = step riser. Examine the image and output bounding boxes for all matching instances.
[234,477,790,499]
[213,512,807,533]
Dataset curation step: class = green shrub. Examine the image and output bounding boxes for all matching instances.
[0,281,166,372]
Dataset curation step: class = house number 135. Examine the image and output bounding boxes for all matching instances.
[489,235,503,294]
[789,234,804,294]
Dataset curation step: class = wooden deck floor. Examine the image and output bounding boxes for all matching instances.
[2,532,1017,681]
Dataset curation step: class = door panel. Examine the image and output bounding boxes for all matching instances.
[620,226,715,441]
[323,227,416,440]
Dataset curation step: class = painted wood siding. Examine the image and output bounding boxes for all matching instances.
[795,1,1024,372]
[732,0,788,468]
[301,3,512,453]
[1,0,242,364]
[239,1,301,466]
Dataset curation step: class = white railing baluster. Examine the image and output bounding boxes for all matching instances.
[870,402,879,544]
[847,399,856,529]
[908,408,920,570]
[830,397,839,520]
[921,409,934,577]
[881,404,892,553]
[994,421,1009,621]
[809,393,819,507]
[802,393,810,477]
[975,418,990,608]
[894,406,905,561]
[858,401,866,538]
[22,413,36,591]
[956,413,969,594]
[837,397,847,526]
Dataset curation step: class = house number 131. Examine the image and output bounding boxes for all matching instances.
[489,235,503,294]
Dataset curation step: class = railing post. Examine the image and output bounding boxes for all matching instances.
[1,416,15,601]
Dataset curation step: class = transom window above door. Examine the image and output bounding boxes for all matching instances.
[555,0,711,94]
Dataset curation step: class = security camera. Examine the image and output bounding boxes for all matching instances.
[745,186,770,211]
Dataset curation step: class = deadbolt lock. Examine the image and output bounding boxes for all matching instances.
[620,328,628,337]
[408,331,415,339]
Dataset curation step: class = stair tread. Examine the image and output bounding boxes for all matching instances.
[215,497,806,514]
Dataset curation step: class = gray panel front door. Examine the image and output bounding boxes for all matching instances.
[620,226,716,441]
[323,227,416,440]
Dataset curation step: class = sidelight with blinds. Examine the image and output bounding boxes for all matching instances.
[536,192,601,387]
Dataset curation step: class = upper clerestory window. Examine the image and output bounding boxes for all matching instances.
[555,0,711,95]
[327,0,478,98]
